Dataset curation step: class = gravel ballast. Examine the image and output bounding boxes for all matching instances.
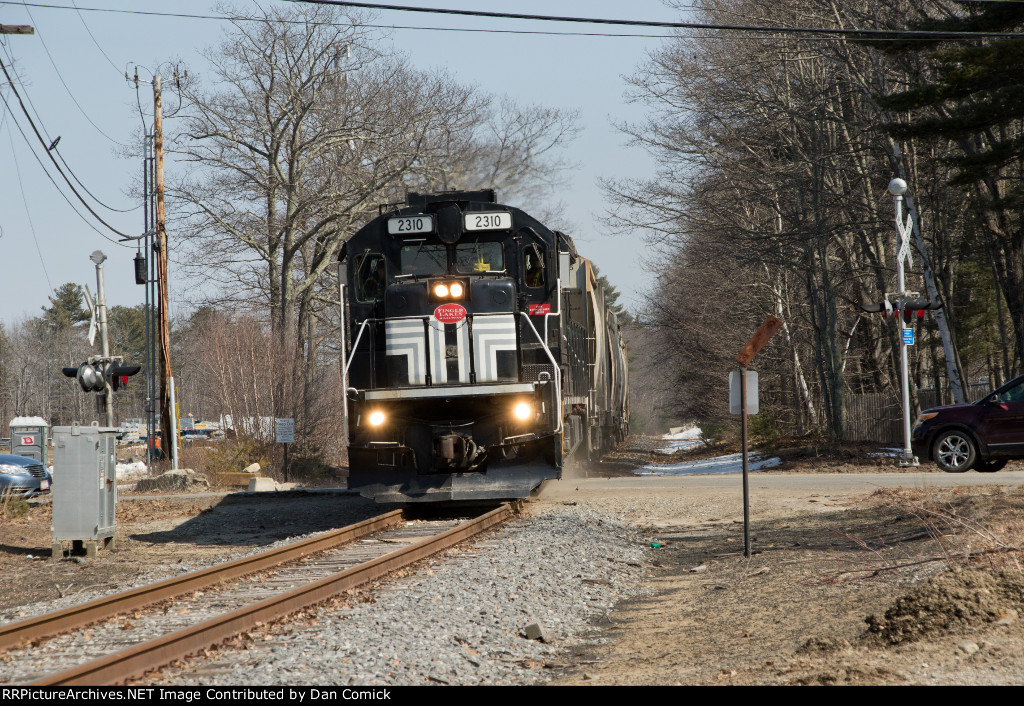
[152,504,648,686]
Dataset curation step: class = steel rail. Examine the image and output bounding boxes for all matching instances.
[0,509,406,652]
[33,503,515,686]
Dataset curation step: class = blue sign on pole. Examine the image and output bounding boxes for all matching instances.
[902,328,914,346]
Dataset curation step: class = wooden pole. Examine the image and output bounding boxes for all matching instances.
[154,75,174,463]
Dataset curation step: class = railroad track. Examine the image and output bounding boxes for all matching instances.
[0,504,516,686]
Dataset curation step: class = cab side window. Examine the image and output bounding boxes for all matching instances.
[523,247,546,289]
[355,254,386,302]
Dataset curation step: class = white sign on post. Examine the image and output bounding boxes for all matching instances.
[729,370,759,415]
[275,418,295,444]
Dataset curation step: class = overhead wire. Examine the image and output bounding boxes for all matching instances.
[0,42,138,215]
[0,84,126,246]
[0,54,132,241]
[21,2,131,150]
[70,0,125,76]
[285,0,1024,38]
[9,1,1024,41]
[4,109,56,295]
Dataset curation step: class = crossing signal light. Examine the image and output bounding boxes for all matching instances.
[105,363,141,391]
[861,298,943,321]
[63,363,104,392]
[900,298,943,323]
[62,362,141,392]
[861,301,894,317]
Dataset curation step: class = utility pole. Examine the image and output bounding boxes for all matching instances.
[0,25,34,35]
[153,74,177,468]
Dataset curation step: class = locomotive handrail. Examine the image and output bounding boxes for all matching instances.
[539,310,560,347]
[519,311,563,433]
[345,319,371,376]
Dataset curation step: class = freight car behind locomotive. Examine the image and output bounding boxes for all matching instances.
[339,190,628,502]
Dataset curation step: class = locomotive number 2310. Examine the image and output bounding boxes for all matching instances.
[387,215,434,235]
[464,212,512,231]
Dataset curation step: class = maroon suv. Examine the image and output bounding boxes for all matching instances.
[912,374,1024,472]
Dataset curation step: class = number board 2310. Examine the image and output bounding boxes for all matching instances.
[387,215,434,235]
[464,212,512,231]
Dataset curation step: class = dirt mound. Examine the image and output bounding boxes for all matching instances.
[864,568,1024,645]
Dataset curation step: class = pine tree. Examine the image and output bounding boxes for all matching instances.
[594,268,634,327]
[40,283,89,333]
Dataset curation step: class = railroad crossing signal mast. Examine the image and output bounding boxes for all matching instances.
[61,251,141,426]
[860,179,943,467]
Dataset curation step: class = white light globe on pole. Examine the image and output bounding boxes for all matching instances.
[888,178,908,196]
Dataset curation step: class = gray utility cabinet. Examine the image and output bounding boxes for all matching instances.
[51,423,118,558]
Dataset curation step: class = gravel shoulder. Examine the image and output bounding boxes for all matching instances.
[1,438,1023,685]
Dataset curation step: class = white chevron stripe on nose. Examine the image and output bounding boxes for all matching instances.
[386,313,517,385]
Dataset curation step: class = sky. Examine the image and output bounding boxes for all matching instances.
[0,1,690,325]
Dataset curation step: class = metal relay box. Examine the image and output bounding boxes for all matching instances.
[51,422,118,558]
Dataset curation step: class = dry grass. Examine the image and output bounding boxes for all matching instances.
[869,486,1024,573]
[0,491,29,520]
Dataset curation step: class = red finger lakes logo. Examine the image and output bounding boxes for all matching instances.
[434,303,467,324]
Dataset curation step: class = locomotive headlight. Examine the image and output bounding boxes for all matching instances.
[449,282,464,298]
[433,283,450,298]
[513,402,533,421]
[368,411,386,427]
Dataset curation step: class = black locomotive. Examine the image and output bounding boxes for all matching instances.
[339,190,629,502]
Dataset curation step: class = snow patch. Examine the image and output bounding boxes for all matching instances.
[658,426,704,454]
[116,461,149,483]
[9,416,48,427]
[634,452,782,476]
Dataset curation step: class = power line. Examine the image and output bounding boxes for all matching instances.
[11,1,1024,40]
[287,0,1024,38]
[4,111,55,295]
[0,42,138,214]
[3,2,672,38]
[70,0,124,76]
[0,85,126,246]
[21,2,131,149]
[0,53,132,240]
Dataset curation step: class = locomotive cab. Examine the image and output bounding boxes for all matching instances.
[340,190,625,503]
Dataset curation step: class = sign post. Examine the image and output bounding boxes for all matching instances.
[734,316,782,558]
[275,418,295,482]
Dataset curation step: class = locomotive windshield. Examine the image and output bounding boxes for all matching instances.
[399,240,448,276]
[455,239,504,273]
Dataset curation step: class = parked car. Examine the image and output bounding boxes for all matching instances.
[912,374,1024,472]
[0,453,52,497]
